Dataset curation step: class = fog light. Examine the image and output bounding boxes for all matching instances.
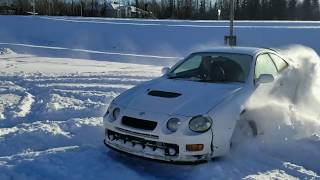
[108,134,115,141]
[168,148,177,156]
[186,144,204,152]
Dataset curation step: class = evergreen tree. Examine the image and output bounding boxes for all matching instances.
[241,0,249,19]
[312,0,320,20]
[247,0,261,20]
[211,2,219,20]
[302,0,313,20]
[234,0,241,20]
[199,0,206,19]
[3,0,320,20]
[270,0,287,20]
[261,0,271,20]
[288,0,297,20]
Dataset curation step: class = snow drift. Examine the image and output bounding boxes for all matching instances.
[242,45,320,173]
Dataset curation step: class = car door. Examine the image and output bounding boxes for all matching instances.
[268,53,296,101]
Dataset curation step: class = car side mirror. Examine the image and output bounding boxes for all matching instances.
[161,67,171,75]
[257,74,274,84]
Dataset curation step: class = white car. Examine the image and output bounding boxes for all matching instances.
[103,47,292,163]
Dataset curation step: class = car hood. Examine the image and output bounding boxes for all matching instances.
[114,77,243,117]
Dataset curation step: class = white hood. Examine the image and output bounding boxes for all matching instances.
[114,77,243,117]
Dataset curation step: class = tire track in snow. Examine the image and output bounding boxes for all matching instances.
[0,117,103,157]
[13,92,35,118]
[0,71,152,127]
[0,81,35,121]
[25,77,148,85]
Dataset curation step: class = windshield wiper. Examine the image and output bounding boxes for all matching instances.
[167,73,185,79]
[168,76,186,79]
[197,79,220,83]
[197,79,244,83]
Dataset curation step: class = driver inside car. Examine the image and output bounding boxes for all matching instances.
[199,56,245,83]
[199,56,226,82]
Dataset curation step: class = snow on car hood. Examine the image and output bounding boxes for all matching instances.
[114,77,243,117]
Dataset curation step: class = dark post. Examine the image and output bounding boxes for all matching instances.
[224,0,237,46]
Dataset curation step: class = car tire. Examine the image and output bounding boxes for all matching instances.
[230,117,258,149]
[247,120,258,136]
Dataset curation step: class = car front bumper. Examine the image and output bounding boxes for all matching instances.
[104,127,213,163]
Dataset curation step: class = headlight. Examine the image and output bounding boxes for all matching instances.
[189,116,212,133]
[167,118,181,132]
[112,108,120,121]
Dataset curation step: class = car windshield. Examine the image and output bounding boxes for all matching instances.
[168,52,253,83]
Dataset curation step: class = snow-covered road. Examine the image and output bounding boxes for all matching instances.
[0,48,319,180]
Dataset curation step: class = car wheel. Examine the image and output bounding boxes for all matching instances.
[247,120,258,136]
[230,118,258,148]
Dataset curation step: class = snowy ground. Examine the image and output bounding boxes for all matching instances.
[1,16,320,63]
[0,16,319,179]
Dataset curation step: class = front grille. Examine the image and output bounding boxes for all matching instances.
[107,129,179,156]
[115,127,159,139]
[122,116,157,131]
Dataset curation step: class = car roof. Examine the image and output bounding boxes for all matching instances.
[193,46,275,56]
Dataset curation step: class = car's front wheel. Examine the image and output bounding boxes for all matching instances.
[230,116,258,148]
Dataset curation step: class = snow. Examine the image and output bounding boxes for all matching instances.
[1,16,320,66]
[0,16,319,179]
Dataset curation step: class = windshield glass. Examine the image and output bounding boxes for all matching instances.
[168,52,253,83]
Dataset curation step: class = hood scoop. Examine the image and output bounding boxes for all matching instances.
[147,90,181,98]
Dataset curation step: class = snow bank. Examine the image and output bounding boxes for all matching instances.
[1,16,320,66]
[0,48,16,55]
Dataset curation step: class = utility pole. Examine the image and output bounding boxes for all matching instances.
[229,0,234,38]
[224,0,237,46]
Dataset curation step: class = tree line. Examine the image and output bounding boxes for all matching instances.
[1,0,320,20]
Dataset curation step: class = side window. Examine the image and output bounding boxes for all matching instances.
[269,53,288,73]
[255,54,278,79]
